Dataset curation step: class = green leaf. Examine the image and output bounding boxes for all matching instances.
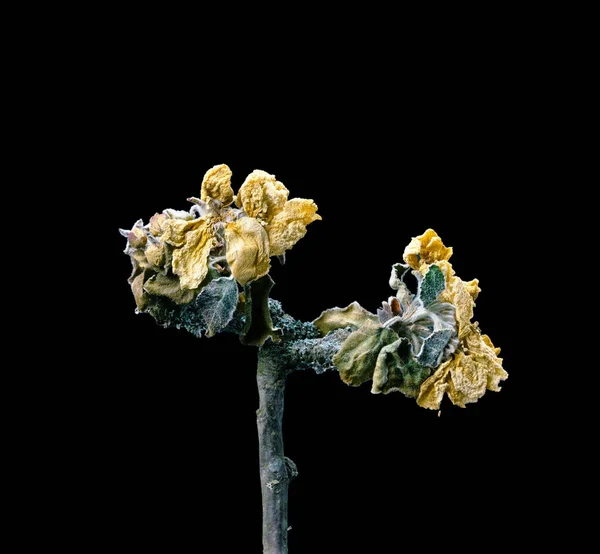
[195,277,239,337]
[389,263,410,290]
[417,328,454,368]
[143,272,197,305]
[371,337,432,397]
[334,321,399,387]
[418,264,445,306]
[241,275,280,346]
[313,301,378,336]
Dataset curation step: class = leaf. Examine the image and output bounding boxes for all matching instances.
[241,274,279,346]
[201,164,234,207]
[334,321,399,387]
[195,277,239,337]
[371,338,405,393]
[313,301,378,336]
[389,263,410,290]
[144,272,197,305]
[418,264,445,306]
[225,217,271,286]
[416,328,454,368]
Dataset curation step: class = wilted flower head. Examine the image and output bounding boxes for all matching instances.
[121,164,321,313]
[314,229,507,410]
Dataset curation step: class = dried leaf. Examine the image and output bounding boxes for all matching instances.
[171,220,215,290]
[389,263,410,290]
[265,198,321,257]
[403,229,453,270]
[236,169,289,221]
[144,272,196,304]
[417,327,507,410]
[313,301,378,336]
[130,271,150,312]
[371,338,432,397]
[225,217,271,286]
[201,164,234,206]
[334,321,399,387]
[194,277,238,336]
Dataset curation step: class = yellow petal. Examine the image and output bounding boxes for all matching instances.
[225,217,271,286]
[415,357,453,410]
[440,275,475,337]
[417,328,507,410]
[201,164,234,206]
[161,217,203,247]
[236,169,289,221]
[265,198,321,257]
[171,220,214,290]
[145,242,166,269]
[149,213,168,236]
[464,278,481,301]
[403,229,453,270]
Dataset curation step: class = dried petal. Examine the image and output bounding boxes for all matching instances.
[403,229,453,270]
[236,170,289,221]
[201,164,234,206]
[171,220,215,290]
[265,198,321,257]
[149,213,168,236]
[145,242,166,269]
[225,217,271,286]
[161,217,204,247]
[440,275,475,336]
[313,301,379,336]
[417,327,507,410]
[128,226,147,249]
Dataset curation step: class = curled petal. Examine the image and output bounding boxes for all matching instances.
[149,213,168,236]
[171,220,215,290]
[225,217,271,286]
[417,328,507,410]
[201,164,234,206]
[440,276,475,336]
[236,169,289,221]
[403,229,453,270]
[265,198,321,257]
[161,217,204,247]
[128,226,147,249]
[145,242,166,269]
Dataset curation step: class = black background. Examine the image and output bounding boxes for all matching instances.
[97,111,536,551]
